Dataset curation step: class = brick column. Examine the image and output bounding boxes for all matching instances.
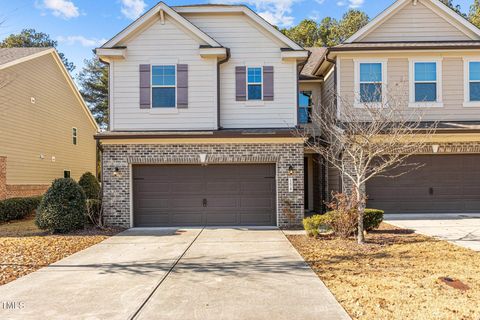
[0,156,7,200]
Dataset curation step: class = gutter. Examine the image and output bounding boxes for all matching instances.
[216,48,231,130]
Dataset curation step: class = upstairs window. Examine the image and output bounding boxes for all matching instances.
[299,91,313,124]
[247,67,262,100]
[414,62,437,102]
[359,63,382,103]
[72,128,77,145]
[468,61,480,102]
[152,65,176,108]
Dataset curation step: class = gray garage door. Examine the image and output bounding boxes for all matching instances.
[133,164,276,227]
[367,155,480,214]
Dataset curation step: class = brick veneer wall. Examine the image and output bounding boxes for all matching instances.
[0,156,48,200]
[340,142,480,196]
[101,142,305,228]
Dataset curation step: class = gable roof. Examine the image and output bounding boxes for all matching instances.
[101,2,222,48]
[173,4,304,50]
[346,0,480,43]
[300,47,327,80]
[0,48,53,68]
[0,47,99,131]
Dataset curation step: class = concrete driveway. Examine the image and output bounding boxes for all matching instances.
[385,213,480,251]
[0,228,350,320]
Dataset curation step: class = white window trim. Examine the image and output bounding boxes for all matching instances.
[151,65,177,108]
[246,66,263,101]
[463,57,480,107]
[353,59,387,108]
[72,127,78,145]
[409,58,443,108]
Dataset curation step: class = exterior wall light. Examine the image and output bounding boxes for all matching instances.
[288,165,294,176]
[113,167,119,176]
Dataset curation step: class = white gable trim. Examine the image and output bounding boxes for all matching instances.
[346,0,480,43]
[101,2,221,48]
[174,5,303,50]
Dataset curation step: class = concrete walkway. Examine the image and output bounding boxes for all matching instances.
[385,213,480,251]
[0,228,350,320]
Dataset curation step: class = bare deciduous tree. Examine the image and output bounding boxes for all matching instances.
[299,87,437,244]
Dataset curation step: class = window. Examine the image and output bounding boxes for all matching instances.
[72,128,77,145]
[64,170,71,179]
[359,63,382,103]
[152,65,176,108]
[247,67,262,100]
[414,62,437,102]
[299,91,313,124]
[468,61,480,102]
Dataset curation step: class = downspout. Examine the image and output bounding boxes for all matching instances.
[217,48,230,130]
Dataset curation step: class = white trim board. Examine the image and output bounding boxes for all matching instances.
[346,0,480,43]
[102,2,221,48]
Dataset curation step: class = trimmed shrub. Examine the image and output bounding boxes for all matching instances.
[364,209,384,231]
[36,178,87,233]
[78,172,100,199]
[303,214,332,237]
[0,196,43,222]
[324,208,385,236]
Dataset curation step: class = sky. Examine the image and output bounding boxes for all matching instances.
[0,0,474,77]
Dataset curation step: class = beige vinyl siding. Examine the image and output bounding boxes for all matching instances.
[0,54,97,184]
[111,15,217,131]
[321,69,335,111]
[360,1,471,42]
[183,12,297,128]
[338,53,480,121]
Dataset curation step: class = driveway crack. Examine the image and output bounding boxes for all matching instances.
[128,227,205,320]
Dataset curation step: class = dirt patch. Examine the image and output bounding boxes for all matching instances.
[0,216,123,285]
[288,223,480,320]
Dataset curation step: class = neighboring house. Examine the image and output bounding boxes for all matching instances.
[0,48,99,200]
[96,2,310,228]
[311,0,480,214]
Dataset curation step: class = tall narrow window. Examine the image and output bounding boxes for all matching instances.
[359,63,382,103]
[247,67,262,100]
[469,61,480,102]
[64,170,71,179]
[152,65,176,108]
[72,127,77,145]
[299,91,313,124]
[414,62,437,102]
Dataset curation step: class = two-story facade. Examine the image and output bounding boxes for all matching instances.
[312,0,480,214]
[97,0,480,228]
[96,2,310,228]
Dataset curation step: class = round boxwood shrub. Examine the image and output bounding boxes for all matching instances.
[36,178,87,233]
[78,172,100,199]
[364,209,384,231]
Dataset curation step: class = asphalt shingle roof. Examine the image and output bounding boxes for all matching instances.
[0,47,52,66]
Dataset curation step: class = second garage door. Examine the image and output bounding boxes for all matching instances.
[366,155,480,214]
[133,164,276,227]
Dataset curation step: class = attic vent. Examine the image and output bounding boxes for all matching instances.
[413,0,418,5]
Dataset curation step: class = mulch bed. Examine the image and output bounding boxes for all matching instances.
[287,223,480,320]
[0,216,123,285]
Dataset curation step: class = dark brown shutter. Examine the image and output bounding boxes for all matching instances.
[263,66,274,101]
[235,66,247,101]
[139,64,151,109]
[177,64,188,108]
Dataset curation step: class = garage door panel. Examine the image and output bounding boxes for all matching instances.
[205,182,240,194]
[367,155,480,214]
[133,164,276,227]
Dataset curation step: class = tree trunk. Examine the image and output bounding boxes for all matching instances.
[356,186,366,244]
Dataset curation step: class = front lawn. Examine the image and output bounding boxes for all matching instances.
[288,223,480,320]
[0,216,122,285]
